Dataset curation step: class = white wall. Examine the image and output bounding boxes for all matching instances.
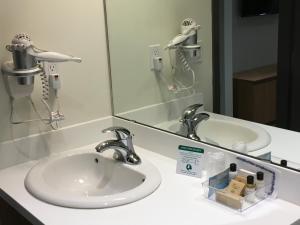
[106,0,213,114]
[0,0,112,142]
[232,0,278,73]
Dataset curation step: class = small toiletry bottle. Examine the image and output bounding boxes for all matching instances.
[229,163,237,181]
[245,175,256,203]
[255,171,265,199]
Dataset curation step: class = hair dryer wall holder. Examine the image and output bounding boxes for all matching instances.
[179,41,202,62]
[1,61,43,98]
[1,33,82,130]
[1,61,42,85]
[180,44,201,50]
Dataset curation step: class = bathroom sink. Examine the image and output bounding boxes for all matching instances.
[196,119,271,152]
[157,118,271,153]
[25,151,161,209]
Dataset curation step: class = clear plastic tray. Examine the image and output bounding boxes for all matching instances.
[203,180,273,212]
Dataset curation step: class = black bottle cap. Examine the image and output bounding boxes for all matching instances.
[247,175,254,185]
[257,171,264,181]
[280,160,288,167]
[230,163,237,172]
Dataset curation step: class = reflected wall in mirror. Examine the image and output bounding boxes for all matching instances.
[105,0,300,171]
[106,0,213,116]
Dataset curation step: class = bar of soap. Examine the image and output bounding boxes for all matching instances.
[216,190,243,209]
[234,175,247,184]
[227,180,246,196]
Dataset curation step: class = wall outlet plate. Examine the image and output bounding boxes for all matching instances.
[149,44,162,58]
[43,62,58,76]
[149,44,163,72]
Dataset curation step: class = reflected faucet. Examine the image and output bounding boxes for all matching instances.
[180,104,210,141]
[95,127,141,165]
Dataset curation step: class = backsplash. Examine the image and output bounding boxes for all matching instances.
[0,117,113,169]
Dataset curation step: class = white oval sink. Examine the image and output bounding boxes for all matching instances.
[158,118,271,153]
[25,151,161,209]
[196,119,271,152]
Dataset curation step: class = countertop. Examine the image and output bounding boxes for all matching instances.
[0,144,300,225]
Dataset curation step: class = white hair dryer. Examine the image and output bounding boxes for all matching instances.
[2,33,81,87]
[166,18,201,49]
[1,33,82,130]
[160,19,202,94]
[28,49,82,63]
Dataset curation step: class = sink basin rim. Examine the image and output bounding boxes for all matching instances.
[25,151,161,209]
[156,117,271,152]
[197,118,271,152]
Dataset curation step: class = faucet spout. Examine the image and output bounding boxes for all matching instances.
[95,127,141,165]
[95,139,126,153]
[180,104,210,141]
[186,113,210,141]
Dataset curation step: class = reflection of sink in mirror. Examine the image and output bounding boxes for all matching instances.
[25,151,161,209]
[197,119,271,153]
[157,117,271,154]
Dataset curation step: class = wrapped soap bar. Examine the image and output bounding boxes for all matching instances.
[216,190,243,209]
[227,180,246,196]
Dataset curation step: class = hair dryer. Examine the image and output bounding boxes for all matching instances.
[166,18,200,49]
[1,33,82,130]
[2,33,82,87]
[160,19,202,94]
[27,47,82,63]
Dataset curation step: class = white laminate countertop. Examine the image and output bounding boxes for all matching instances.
[0,144,300,225]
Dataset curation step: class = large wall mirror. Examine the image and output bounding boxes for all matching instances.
[105,0,300,171]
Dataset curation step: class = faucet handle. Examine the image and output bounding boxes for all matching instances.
[181,104,203,121]
[102,127,132,140]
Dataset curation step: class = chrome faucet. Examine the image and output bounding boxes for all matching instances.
[95,127,141,165]
[180,104,210,141]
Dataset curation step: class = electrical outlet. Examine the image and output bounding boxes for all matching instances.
[43,62,58,76]
[149,44,163,71]
[149,44,162,58]
[49,64,57,74]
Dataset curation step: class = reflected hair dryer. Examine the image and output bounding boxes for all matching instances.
[166,18,200,49]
